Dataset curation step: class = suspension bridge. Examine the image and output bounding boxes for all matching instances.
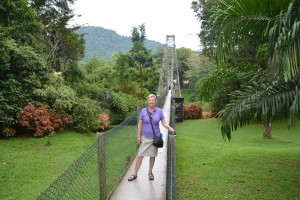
[36,35,183,200]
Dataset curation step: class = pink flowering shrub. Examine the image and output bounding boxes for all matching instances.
[17,103,71,137]
[97,114,110,131]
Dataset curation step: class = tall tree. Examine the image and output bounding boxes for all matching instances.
[176,48,192,87]
[191,0,219,58]
[29,0,84,72]
[112,53,139,95]
[129,24,153,98]
[0,0,48,133]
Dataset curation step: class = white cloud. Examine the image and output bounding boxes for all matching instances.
[71,0,201,51]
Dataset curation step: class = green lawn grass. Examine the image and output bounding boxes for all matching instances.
[0,131,96,200]
[2,118,299,200]
[175,118,300,200]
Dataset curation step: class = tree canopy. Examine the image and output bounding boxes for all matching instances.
[193,0,300,140]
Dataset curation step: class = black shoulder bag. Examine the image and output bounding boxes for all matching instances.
[147,109,163,148]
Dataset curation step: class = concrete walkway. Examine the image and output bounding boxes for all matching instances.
[109,91,171,200]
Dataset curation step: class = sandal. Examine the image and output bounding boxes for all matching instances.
[148,172,154,180]
[128,174,137,181]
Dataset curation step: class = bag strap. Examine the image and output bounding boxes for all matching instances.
[147,108,156,138]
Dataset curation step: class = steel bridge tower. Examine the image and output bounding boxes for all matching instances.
[157,35,181,98]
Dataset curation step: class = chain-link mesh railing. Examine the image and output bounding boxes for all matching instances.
[166,97,176,200]
[36,88,170,199]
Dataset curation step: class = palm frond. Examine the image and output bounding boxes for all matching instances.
[198,67,238,100]
[236,68,274,84]
[199,66,274,101]
[219,76,300,140]
[211,0,296,66]
[268,1,300,81]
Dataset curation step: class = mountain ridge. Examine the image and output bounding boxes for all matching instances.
[76,26,164,60]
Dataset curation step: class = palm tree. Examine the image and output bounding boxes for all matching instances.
[200,0,300,140]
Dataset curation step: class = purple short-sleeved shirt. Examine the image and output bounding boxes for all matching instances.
[139,107,165,137]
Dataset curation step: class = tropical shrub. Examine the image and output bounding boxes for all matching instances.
[0,39,47,132]
[97,114,110,132]
[98,91,128,124]
[2,127,16,137]
[17,103,53,137]
[17,103,71,137]
[184,103,203,119]
[50,112,71,131]
[34,72,77,112]
[69,97,106,133]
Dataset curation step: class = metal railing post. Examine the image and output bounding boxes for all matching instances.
[97,132,107,200]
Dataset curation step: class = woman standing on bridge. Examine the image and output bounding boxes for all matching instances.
[128,94,174,181]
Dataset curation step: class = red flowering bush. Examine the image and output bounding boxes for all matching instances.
[97,113,110,131]
[184,103,203,119]
[50,112,71,131]
[17,103,71,137]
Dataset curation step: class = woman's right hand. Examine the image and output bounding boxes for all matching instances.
[137,137,141,145]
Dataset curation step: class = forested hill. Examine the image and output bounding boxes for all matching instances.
[76,26,164,60]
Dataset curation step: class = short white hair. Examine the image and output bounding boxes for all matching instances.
[147,94,157,100]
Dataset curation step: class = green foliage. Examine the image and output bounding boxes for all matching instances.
[130,24,153,98]
[0,0,44,44]
[0,36,47,131]
[98,91,128,124]
[218,77,300,140]
[0,0,177,137]
[268,1,300,81]
[116,92,145,114]
[35,84,77,111]
[30,0,84,71]
[195,0,300,140]
[74,81,104,100]
[176,48,193,87]
[184,54,216,89]
[34,72,77,112]
[198,67,242,102]
[69,97,105,132]
[202,0,300,80]
[142,68,159,94]
[63,63,86,84]
[112,51,158,96]
[211,79,241,113]
[0,78,28,128]
[97,91,143,124]
[82,57,113,85]
[191,0,219,57]
[112,53,139,94]
[198,66,275,114]
[65,58,108,100]
[184,103,203,119]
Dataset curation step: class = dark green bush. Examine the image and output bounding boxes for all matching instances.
[69,97,106,132]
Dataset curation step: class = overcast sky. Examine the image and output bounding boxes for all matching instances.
[70,0,201,51]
